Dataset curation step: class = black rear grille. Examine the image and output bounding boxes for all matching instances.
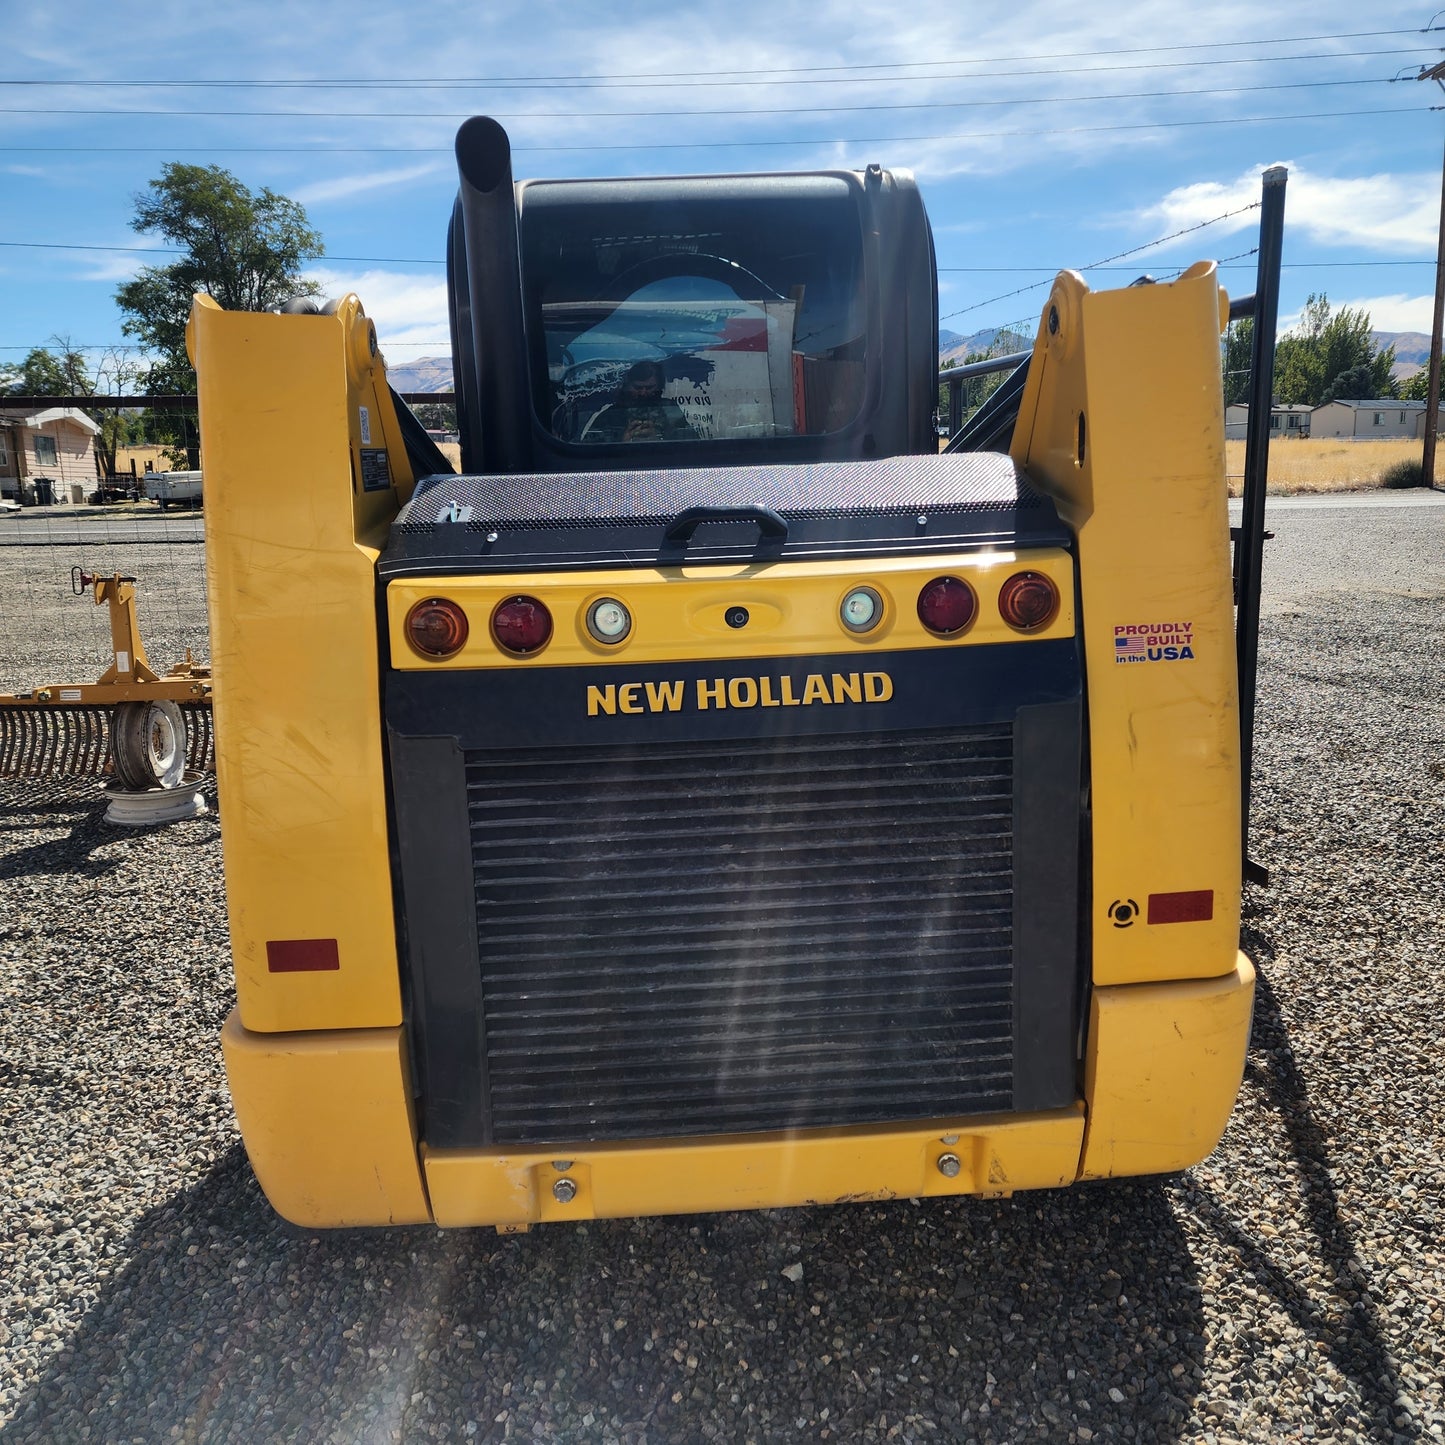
[465,727,1015,1143]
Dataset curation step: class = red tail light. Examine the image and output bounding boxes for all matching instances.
[405,598,469,658]
[492,595,552,655]
[917,576,976,636]
[998,571,1060,632]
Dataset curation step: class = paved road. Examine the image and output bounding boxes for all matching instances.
[1228,488,1445,514]
[0,510,204,547]
[1230,489,1445,606]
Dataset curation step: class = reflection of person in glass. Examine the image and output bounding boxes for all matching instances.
[584,360,696,443]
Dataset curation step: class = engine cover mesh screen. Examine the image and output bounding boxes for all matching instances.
[464,726,1015,1143]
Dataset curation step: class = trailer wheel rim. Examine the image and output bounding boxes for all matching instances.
[112,700,188,790]
[146,707,181,778]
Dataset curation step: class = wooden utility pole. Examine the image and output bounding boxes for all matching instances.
[1418,62,1445,489]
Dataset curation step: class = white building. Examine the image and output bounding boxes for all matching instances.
[1310,400,1426,440]
[0,406,101,502]
[1223,403,1312,441]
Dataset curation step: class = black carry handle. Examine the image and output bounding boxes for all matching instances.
[663,505,789,546]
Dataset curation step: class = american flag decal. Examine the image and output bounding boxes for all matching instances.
[1115,634,1148,660]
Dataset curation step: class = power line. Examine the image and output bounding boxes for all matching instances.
[0,76,1399,121]
[4,238,1432,272]
[941,203,1261,322]
[0,107,1424,156]
[1165,245,1260,277]
[951,246,1267,329]
[0,239,435,263]
[0,29,1434,88]
[0,47,1434,96]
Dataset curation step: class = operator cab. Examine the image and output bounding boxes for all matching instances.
[447,118,939,475]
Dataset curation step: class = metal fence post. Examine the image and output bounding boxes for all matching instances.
[1236,165,1287,886]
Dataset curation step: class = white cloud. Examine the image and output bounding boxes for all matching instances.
[1290,293,1435,334]
[303,266,450,353]
[1141,164,1439,255]
[77,256,151,283]
[76,239,172,284]
[291,164,444,207]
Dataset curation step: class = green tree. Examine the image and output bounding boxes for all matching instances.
[1273,294,1395,406]
[1221,317,1253,406]
[1399,366,1433,402]
[5,344,88,396]
[4,340,141,479]
[116,163,324,464]
[86,347,144,479]
[938,330,1029,436]
[1319,362,1380,405]
[410,402,458,432]
[937,357,958,432]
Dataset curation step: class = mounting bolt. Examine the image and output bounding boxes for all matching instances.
[551,1159,572,1172]
[552,1177,578,1204]
[937,1153,962,1179]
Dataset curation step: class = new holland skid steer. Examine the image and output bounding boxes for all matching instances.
[189,117,1258,1229]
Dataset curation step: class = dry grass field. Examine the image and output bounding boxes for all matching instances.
[1225,437,1422,496]
[935,434,1426,494]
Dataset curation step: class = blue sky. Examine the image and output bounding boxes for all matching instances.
[2,0,1443,381]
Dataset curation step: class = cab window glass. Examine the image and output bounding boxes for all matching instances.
[521,184,866,445]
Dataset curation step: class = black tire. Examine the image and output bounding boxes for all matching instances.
[112,701,188,790]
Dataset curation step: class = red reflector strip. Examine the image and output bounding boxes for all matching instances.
[1147,890,1214,925]
[266,938,341,973]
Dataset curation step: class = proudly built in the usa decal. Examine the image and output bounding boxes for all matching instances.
[1114,621,1195,664]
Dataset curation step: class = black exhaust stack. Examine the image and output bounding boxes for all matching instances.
[448,117,532,475]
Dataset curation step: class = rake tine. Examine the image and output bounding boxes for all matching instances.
[58,711,79,776]
[19,711,43,777]
[1,702,217,781]
[183,703,216,773]
[0,711,23,775]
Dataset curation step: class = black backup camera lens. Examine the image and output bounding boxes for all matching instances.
[725,606,749,629]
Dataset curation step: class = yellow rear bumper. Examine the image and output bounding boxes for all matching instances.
[221,954,1254,1228]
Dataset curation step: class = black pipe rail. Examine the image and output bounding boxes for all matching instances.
[937,351,1031,436]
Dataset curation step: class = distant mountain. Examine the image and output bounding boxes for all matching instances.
[386,355,453,393]
[1372,330,1432,380]
[939,327,1032,366]
[1374,330,1430,365]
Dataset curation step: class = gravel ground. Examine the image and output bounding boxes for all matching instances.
[1,502,1442,1444]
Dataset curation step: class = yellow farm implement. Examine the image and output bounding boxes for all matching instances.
[0,568,213,782]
